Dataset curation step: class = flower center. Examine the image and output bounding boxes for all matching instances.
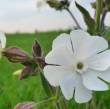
[72,61,87,74]
[77,62,84,70]
[74,61,87,74]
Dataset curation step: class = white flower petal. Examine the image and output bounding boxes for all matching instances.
[52,33,70,49]
[70,30,108,60]
[0,32,6,48]
[59,73,77,100]
[96,69,110,82]
[45,45,75,66]
[88,50,110,71]
[82,70,108,91]
[43,65,73,87]
[75,77,92,103]
[70,30,89,57]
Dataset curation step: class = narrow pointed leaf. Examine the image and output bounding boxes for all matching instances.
[75,2,96,34]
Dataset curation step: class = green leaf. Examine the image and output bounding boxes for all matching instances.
[75,2,96,34]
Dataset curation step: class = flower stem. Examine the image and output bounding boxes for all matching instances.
[95,0,102,33]
[33,97,56,108]
[90,93,97,109]
[85,103,89,109]
[66,8,81,29]
[56,89,69,109]
[58,98,69,109]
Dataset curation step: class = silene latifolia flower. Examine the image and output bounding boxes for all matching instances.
[44,30,110,103]
[0,32,6,58]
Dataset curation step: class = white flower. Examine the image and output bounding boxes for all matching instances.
[0,32,6,57]
[36,0,46,9]
[43,30,110,103]
[0,32,6,49]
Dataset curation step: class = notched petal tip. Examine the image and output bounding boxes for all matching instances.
[82,71,109,91]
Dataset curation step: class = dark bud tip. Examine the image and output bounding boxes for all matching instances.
[32,40,42,57]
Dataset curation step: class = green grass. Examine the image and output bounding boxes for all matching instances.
[0,32,110,109]
[0,32,60,109]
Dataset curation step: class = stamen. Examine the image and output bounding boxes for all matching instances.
[77,62,83,70]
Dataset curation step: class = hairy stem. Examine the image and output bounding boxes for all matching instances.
[66,8,81,29]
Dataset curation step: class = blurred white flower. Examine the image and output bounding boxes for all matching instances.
[0,32,6,49]
[36,0,46,9]
[44,30,110,103]
[0,32,6,58]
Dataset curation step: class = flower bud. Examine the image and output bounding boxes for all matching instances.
[3,47,30,63]
[32,40,41,57]
[46,0,69,10]
[19,66,37,80]
[14,102,35,109]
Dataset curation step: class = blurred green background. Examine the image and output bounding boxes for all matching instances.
[0,32,110,109]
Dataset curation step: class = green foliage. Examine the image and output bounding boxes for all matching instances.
[75,2,96,34]
[0,32,60,109]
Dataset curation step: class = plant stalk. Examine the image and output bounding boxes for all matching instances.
[33,97,56,108]
[95,0,102,33]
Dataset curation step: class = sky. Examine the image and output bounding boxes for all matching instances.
[0,0,110,33]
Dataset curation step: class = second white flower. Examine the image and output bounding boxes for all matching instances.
[44,30,110,103]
